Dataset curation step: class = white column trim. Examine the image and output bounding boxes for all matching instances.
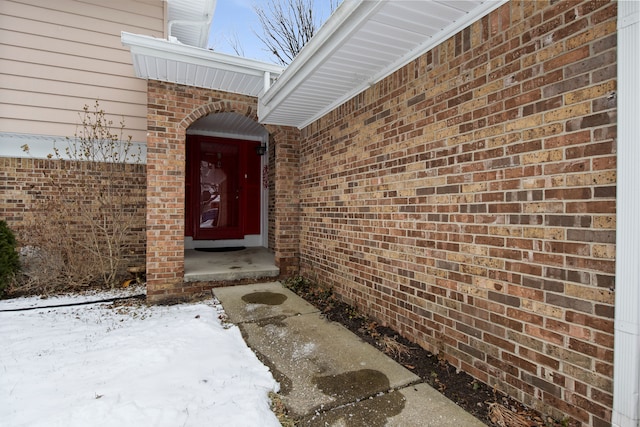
[612,1,640,426]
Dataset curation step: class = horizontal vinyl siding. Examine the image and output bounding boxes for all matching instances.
[0,0,164,143]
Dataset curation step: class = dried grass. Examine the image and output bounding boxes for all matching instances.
[379,335,411,359]
[488,402,537,427]
[269,392,295,427]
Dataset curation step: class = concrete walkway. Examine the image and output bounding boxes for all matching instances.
[214,282,486,426]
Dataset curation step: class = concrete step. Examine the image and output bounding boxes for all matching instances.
[184,248,279,282]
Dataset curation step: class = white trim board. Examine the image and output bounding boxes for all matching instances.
[0,132,147,164]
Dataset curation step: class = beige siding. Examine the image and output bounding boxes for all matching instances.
[0,0,165,142]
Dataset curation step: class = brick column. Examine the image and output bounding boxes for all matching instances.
[145,82,187,302]
[266,125,302,278]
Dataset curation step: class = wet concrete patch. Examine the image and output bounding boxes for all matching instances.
[313,369,389,402]
[300,389,406,427]
[300,382,486,426]
[214,282,319,323]
[241,291,287,305]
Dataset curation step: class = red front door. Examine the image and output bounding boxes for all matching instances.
[186,135,261,240]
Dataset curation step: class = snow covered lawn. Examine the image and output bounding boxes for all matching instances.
[0,288,281,427]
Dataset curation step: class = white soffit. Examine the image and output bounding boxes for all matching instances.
[121,32,284,98]
[259,0,509,128]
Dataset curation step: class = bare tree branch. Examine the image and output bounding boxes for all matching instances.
[225,30,245,57]
[254,0,337,66]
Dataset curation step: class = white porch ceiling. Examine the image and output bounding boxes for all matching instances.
[259,0,508,128]
[187,112,268,141]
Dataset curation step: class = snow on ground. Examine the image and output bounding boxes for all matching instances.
[0,288,281,427]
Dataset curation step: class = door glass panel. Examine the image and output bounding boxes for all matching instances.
[187,135,258,241]
[199,141,240,234]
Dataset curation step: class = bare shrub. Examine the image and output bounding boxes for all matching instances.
[16,101,145,294]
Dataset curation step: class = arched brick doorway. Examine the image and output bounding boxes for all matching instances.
[145,80,301,302]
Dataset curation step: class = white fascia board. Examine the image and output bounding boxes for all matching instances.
[259,0,508,129]
[0,132,147,164]
[258,0,383,124]
[121,32,284,78]
[295,0,509,129]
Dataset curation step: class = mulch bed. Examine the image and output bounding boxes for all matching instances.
[283,278,578,427]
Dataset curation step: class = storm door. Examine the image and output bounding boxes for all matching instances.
[186,135,261,240]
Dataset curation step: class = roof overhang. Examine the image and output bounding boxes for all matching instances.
[259,0,509,129]
[122,32,284,98]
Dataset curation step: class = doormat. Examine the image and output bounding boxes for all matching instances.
[194,247,246,253]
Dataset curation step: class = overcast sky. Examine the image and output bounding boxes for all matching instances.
[208,0,337,64]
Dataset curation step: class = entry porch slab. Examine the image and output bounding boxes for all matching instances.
[184,247,279,282]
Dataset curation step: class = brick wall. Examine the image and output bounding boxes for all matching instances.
[146,81,298,301]
[297,1,616,425]
[0,156,146,266]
